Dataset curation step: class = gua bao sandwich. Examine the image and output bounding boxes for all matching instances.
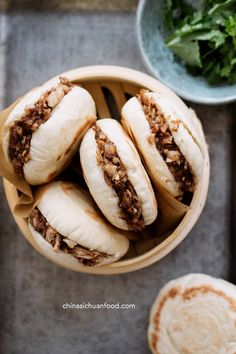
[28,181,129,267]
[1,77,96,185]
[80,118,158,232]
[122,90,204,203]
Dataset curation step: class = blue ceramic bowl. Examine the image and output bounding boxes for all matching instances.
[137,0,236,104]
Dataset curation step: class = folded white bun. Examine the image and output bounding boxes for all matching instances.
[80,118,157,231]
[122,92,204,198]
[29,181,129,267]
[148,273,236,354]
[2,79,96,185]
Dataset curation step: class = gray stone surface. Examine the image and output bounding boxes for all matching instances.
[0,11,233,354]
[0,0,138,12]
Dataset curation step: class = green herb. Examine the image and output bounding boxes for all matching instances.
[165,0,236,84]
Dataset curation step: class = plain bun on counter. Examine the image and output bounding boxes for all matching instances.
[148,273,236,354]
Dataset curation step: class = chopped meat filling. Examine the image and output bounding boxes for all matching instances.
[9,77,73,176]
[137,90,195,201]
[94,124,145,231]
[29,208,106,266]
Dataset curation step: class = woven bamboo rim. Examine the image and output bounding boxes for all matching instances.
[3,66,210,274]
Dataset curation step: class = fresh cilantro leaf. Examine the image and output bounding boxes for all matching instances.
[164,0,236,84]
[208,0,236,16]
[165,0,195,30]
[167,36,202,67]
[225,15,236,45]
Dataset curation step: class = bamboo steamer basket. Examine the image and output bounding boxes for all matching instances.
[3,65,210,274]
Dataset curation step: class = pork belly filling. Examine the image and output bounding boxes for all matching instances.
[94,124,145,231]
[9,77,73,176]
[137,90,195,201]
[29,208,106,266]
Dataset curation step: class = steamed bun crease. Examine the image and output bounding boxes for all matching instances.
[29,207,107,266]
[8,77,73,176]
[137,90,195,203]
[93,123,145,231]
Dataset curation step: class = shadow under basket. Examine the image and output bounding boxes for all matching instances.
[3,66,210,275]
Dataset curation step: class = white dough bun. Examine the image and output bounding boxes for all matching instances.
[80,118,158,230]
[29,181,129,266]
[121,92,204,198]
[148,273,236,354]
[2,80,97,185]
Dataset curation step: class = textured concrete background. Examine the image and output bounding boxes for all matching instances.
[0,10,233,354]
[0,0,138,12]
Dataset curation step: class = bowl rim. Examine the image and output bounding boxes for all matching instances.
[136,0,236,105]
[3,65,210,274]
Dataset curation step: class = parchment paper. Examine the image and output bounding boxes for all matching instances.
[0,95,201,249]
